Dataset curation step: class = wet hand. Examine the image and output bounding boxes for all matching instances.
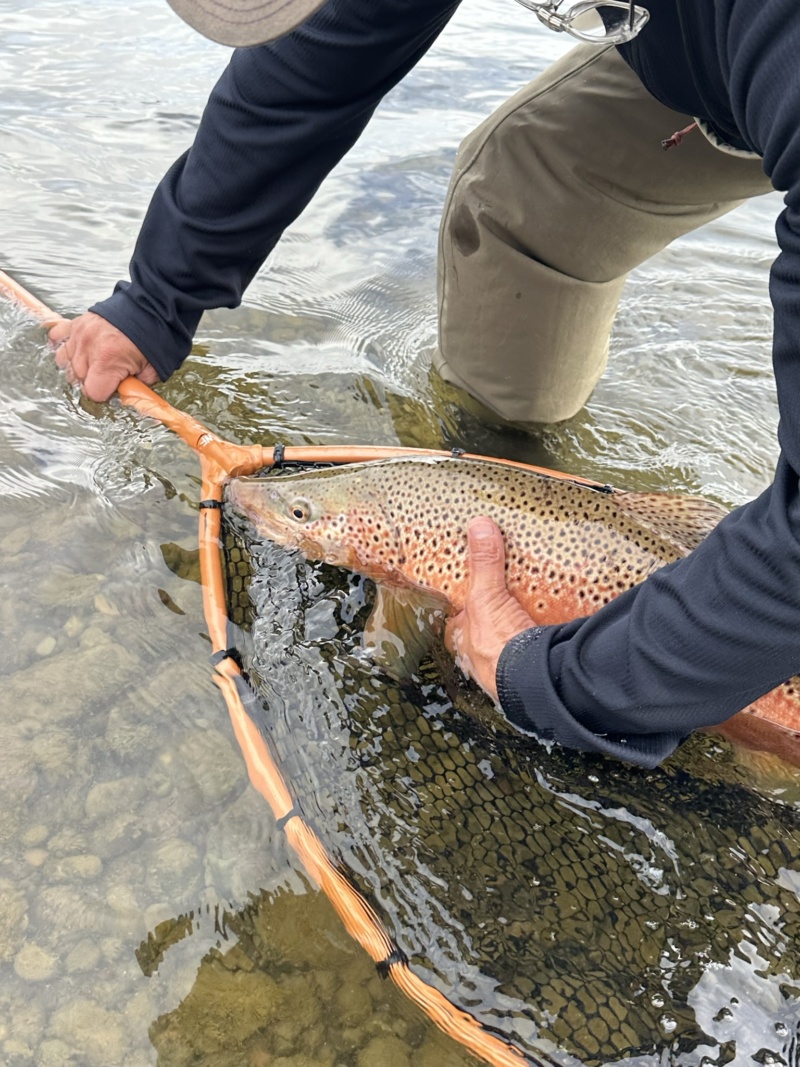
[49,312,160,402]
[445,516,536,703]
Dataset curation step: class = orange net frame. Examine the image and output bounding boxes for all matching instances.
[3,268,624,1067]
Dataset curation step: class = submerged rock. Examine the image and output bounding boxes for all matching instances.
[357,1034,412,1067]
[149,955,285,1060]
[49,998,129,1067]
[14,941,59,982]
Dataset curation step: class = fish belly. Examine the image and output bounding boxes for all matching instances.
[723,683,800,762]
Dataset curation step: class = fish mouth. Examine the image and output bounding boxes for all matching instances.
[226,479,294,543]
[226,478,262,517]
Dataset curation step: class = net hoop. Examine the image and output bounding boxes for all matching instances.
[6,267,798,1061]
[1,269,566,1066]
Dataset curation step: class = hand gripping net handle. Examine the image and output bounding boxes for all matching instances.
[2,267,590,1067]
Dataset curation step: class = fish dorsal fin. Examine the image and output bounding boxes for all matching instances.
[362,585,447,681]
[613,491,729,554]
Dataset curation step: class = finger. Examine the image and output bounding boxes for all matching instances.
[69,347,90,383]
[466,517,507,596]
[444,611,464,656]
[82,363,120,403]
[137,363,161,388]
[444,615,478,679]
[47,318,72,344]
[53,338,71,368]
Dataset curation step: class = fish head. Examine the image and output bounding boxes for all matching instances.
[226,466,401,578]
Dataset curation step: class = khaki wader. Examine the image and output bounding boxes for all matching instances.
[434,44,772,424]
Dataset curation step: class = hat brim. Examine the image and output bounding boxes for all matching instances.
[167,0,328,47]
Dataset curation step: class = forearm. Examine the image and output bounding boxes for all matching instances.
[92,0,460,378]
[497,458,800,767]
[496,0,800,768]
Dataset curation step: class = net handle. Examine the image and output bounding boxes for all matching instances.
[0,266,613,490]
[0,269,64,328]
[120,374,614,487]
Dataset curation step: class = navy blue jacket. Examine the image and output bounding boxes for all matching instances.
[93,0,800,766]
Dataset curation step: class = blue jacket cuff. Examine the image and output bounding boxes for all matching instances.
[496,627,687,769]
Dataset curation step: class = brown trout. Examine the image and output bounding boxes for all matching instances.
[226,456,800,763]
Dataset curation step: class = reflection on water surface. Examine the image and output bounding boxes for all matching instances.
[0,0,795,1064]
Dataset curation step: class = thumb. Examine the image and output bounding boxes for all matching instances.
[466,516,507,596]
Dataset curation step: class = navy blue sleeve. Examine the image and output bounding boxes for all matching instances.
[90,0,460,379]
[498,0,800,767]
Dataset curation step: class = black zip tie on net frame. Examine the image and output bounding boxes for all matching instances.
[376,946,409,980]
[209,647,243,669]
[260,441,337,474]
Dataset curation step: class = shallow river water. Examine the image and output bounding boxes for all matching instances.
[1,1,799,1065]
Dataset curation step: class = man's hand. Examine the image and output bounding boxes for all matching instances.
[445,516,536,702]
[49,312,160,402]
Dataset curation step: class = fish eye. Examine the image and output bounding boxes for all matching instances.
[288,497,312,523]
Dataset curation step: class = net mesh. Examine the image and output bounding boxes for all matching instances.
[220,496,800,1066]
[5,271,800,1067]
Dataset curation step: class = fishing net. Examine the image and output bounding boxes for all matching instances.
[221,472,800,1066]
[5,270,800,1067]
